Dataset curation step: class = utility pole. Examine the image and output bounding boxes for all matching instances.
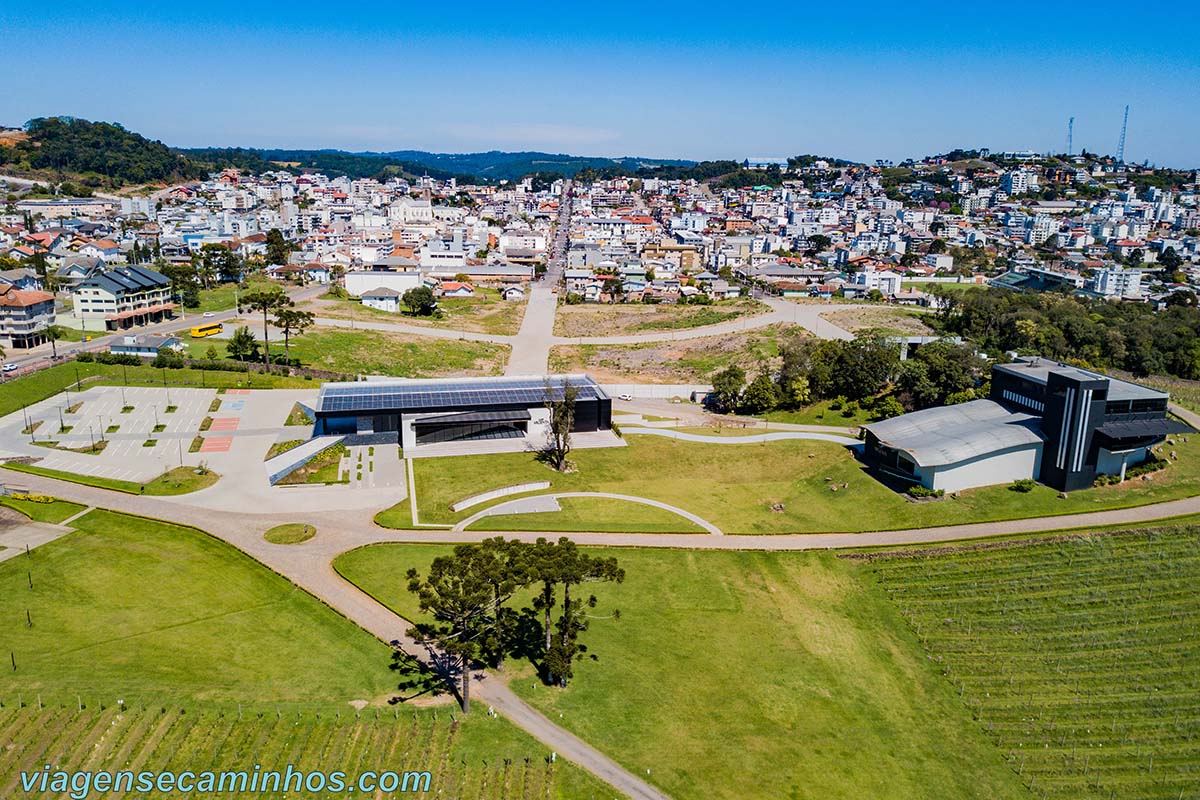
[1067,117,1074,156]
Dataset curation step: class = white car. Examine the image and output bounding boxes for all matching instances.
[1,363,18,373]
[202,311,216,318]
[618,393,633,401]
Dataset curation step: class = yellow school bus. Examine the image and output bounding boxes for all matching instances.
[189,322,224,338]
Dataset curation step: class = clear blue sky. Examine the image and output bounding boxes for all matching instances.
[3,1,1198,166]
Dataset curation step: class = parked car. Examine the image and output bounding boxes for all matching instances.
[202,311,215,317]
[618,393,633,401]
[2,363,18,373]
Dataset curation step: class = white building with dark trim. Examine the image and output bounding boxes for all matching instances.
[864,357,1191,492]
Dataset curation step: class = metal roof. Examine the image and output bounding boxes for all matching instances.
[1095,418,1193,440]
[866,399,1044,468]
[315,375,607,415]
[994,358,1166,403]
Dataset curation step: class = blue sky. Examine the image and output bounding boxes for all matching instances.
[3,1,1198,166]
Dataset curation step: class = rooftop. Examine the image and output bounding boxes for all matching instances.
[866,399,1044,468]
[315,374,607,415]
[994,357,1166,403]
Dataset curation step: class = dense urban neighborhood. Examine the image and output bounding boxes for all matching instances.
[2,106,1200,800]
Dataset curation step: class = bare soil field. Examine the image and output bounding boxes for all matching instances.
[553,298,767,337]
[549,323,806,383]
[821,306,933,335]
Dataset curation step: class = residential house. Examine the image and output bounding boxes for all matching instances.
[361,287,403,313]
[109,334,183,358]
[0,284,56,349]
[72,265,175,330]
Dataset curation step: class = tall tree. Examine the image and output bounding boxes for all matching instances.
[272,307,314,368]
[43,324,67,360]
[241,287,289,371]
[535,538,624,687]
[406,550,495,714]
[542,378,578,472]
[265,228,292,266]
[710,365,746,412]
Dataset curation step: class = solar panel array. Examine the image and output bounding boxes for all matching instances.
[316,377,605,414]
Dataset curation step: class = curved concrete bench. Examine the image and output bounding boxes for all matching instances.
[454,491,723,535]
[450,481,552,512]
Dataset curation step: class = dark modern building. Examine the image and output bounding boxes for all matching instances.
[864,356,1190,493]
[312,374,612,450]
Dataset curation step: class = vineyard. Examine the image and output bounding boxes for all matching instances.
[865,527,1200,800]
[0,703,602,799]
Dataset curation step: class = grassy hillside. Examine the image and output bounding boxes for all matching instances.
[0,506,614,798]
[335,544,1030,800]
[865,527,1200,800]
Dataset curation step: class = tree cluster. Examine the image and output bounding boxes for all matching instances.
[406,537,624,712]
[1,118,204,187]
[933,288,1200,379]
[710,334,985,417]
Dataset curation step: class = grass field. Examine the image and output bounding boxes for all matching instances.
[0,362,314,419]
[264,523,316,544]
[1,464,218,495]
[0,508,610,798]
[2,509,397,705]
[762,397,875,426]
[302,287,526,336]
[193,278,276,314]
[335,545,1029,800]
[465,496,707,533]
[865,527,1200,799]
[0,496,86,523]
[0,704,608,800]
[388,435,1200,534]
[235,327,509,378]
[553,298,767,337]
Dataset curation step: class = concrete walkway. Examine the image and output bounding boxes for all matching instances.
[7,469,1200,799]
[0,519,75,564]
[454,491,724,535]
[622,427,862,447]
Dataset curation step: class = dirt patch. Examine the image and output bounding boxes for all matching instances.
[821,307,933,335]
[550,323,806,383]
[554,298,767,337]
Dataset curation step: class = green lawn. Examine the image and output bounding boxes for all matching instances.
[762,398,875,426]
[466,496,707,533]
[277,443,346,485]
[307,287,526,335]
[2,509,396,705]
[194,327,509,378]
[387,435,1200,534]
[192,278,275,314]
[0,496,86,523]
[264,522,316,544]
[335,545,1029,800]
[866,526,1200,800]
[0,509,612,798]
[0,362,313,419]
[1,464,219,495]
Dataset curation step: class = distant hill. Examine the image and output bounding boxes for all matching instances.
[0,117,204,187]
[1,116,860,189]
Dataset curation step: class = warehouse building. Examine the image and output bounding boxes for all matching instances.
[312,374,613,452]
[864,357,1191,493]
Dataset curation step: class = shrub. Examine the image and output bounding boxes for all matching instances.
[829,396,846,411]
[906,485,944,499]
[1009,478,1037,493]
[841,400,859,418]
